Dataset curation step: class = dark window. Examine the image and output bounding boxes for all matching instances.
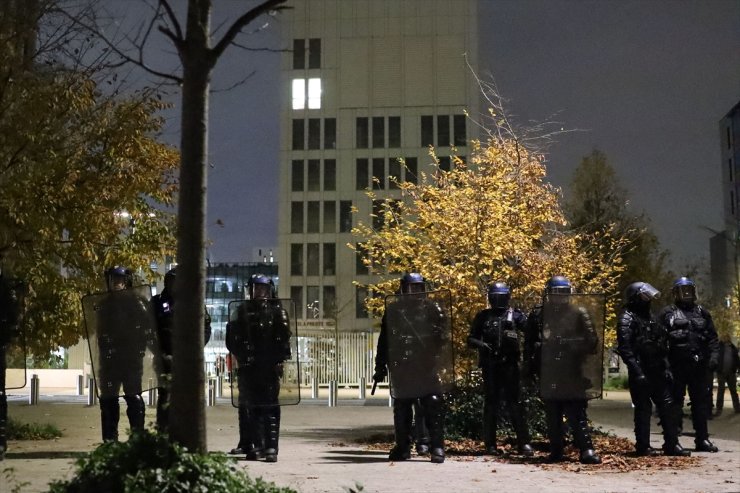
[405,157,418,184]
[324,159,336,191]
[356,117,369,148]
[307,201,320,233]
[291,160,304,191]
[356,158,369,190]
[290,244,303,275]
[356,243,369,275]
[372,199,384,230]
[291,286,303,318]
[292,119,304,150]
[323,200,336,233]
[291,202,303,233]
[306,286,320,317]
[323,285,336,318]
[308,118,321,150]
[389,159,401,189]
[421,115,434,147]
[437,115,450,147]
[324,118,336,149]
[453,114,467,146]
[439,156,451,172]
[306,243,319,276]
[388,116,401,148]
[729,158,733,183]
[323,243,336,276]
[356,286,368,319]
[339,200,353,232]
[732,191,736,216]
[728,126,732,149]
[308,38,321,69]
[372,116,385,148]
[372,158,385,190]
[307,159,320,191]
[293,39,305,70]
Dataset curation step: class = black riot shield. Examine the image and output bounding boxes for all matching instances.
[82,285,161,399]
[228,298,300,407]
[384,289,454,400]
[1,278,26,390]
[539,293,605,401]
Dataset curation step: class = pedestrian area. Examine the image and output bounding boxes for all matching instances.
[3,388,739,493]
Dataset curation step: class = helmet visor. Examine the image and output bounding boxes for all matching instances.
[675,284,696,303]
[251,283,271,299]
[488,293,510,310]
[548,286,571,295]
[109,274,127,291]
[405,282,425,294]
[636,283,660,302]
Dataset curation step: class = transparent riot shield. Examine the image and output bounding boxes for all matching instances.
[82,285,161,399]
[539,293,605,400]
[384,289,454,400]
[2,278,27,390]
[227,299,300,407]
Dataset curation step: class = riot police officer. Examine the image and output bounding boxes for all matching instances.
[616,282,691,456]
[0,270,20,460]
[151,267,211,433]
[468,282,533,456]
[226,274,292,463]
[96,266,154,442]
[373,273,450,464]
[658,277,720,452]
[525,276,602,464]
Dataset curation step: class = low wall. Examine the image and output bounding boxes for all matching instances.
[6,368,85,388]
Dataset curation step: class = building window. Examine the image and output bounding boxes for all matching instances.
[356,117,369,148]
[291,286,303,318]
[732,190,736,216]
[323,201,336,233]
[292,78,322,110]
[306,243,319,276]
[421,115,434,147]
[290,244,303,276]
[291,160,304,191]
[437,115,450,147]
[355,243,369,275]
[439,156,451,172]
[339,200,353,233]
[324,118,336,149]
[293,39,305,69]
[306,285,320,318]
[307,78,321,109]
[405,157,418,184]
[291,201,303,233]
[308,118,321,149]
[292,78,306,110]
[372,199,383,230]
[308,38,321,69]
[389,159,401,189]
[307,159,320,191]
[356,286,368,318]
[729,158,733,183]
[356,158,369,190]
[307,201,320,233]
[454,114,467,146]
[323,243,336,276]
[292,119,304,150]
[323,285,336,318]
[324,159,336,191]
[388,116,401,148]
[372,116,385,148]
[372,158,385,190]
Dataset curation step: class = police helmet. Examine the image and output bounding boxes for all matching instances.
[105,266,132,291]
[400,272,425,294]
[545,275,572,295]
[624,281,660,305]
[248,274,274,300]
[487,282,510,310]
[672,277,697,304]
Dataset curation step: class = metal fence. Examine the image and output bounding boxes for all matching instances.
[296,330,374,386]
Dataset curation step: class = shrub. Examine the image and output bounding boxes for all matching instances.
[47,431,296,493]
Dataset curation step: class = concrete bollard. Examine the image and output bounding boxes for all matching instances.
[76,374,84,396]
[147,379,156,407]
[216,375,223,398]
[358,377,366,400]
[87,377,97,406]
[311,378,318,399]
[207,378,216,406]
[328,380,338,407]
[29,374,40,405]
[388,393,394,407]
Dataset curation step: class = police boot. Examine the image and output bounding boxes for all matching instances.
[660,404,691,456]
[569,405,601,464]
[124,394,145,434]
[264,407,280,463]
[0,393,7,460]
[100,397,120,442]
[482,400,499,455]
[230,406,256,456]
[413,400,430,456]
[388,400,413,461]
[423,395,445,464]
[544,403,564,462]
[247,407,266,460]
[511,402,534,457]
[695,439,719,453]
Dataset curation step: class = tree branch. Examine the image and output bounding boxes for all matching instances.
[210,0,288,62]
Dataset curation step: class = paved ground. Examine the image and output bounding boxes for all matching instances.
[2,388,739,493]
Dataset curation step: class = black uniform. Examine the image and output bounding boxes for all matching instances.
[226,299,292,462]
[468,307,532,455]
[616,305,688,455]
[658,303,720,451]
[0,274,20,460]
[715,340,739,414]
[151,288,211,432]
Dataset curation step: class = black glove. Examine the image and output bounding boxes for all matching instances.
[372,367,387,383]
[468,338,493,353]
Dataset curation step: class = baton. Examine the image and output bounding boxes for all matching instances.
[371,380,378,395]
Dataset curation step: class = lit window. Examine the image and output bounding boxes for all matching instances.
[292,79,305,110]
[308,78,322,109]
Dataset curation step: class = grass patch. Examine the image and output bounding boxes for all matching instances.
[7,418,62,440]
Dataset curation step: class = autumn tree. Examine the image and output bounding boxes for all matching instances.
[0,2,178,358]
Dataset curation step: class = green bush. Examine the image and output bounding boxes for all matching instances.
[603,375,629,390]
[8,418,62,440]
[47,431,296,493]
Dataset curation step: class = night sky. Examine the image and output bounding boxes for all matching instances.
[159,1,740,272]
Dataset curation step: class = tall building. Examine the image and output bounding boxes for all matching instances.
[710,100,740,302]
[277,0,479,346]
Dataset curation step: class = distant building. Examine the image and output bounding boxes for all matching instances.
[711,100,740,303]
[276,0,479,341]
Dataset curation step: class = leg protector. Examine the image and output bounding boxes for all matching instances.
[544,401,565,460]
[389,399,413,461]
[124,394,145,433]
[100,397,120,442]
[156,386,169,433]
[421,394,445,463]
[412,399,430,455]
[482,396,498,453]
[264,406,280,462]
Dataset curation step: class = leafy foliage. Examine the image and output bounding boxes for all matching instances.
[46,431,296,493]
[7,418,62,440]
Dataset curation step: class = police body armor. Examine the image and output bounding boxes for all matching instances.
[666,306,712,364]
[478,308,520,362]
[631,314,669,370]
